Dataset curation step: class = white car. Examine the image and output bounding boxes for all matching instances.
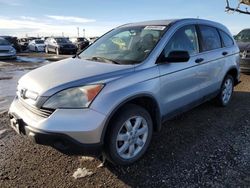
[0,37,16,59]
[28,39,45,52]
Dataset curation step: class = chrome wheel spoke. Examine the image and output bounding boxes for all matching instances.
[135,127,148,137]
[125,121,133,132]
[118,142,129,154]
[117,133,129,141]
[136,138,144,146]
[133,117,142,130]
[129,144,135,156]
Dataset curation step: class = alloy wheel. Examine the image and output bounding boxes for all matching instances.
[115,116,148,160]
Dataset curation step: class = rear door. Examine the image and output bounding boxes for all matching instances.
[195,25,225,98]
[158,25,202,116]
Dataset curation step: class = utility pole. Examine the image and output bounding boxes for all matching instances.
[77,27,79,37]
[83,29,85,37]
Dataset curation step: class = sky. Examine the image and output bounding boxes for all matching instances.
[0,0,249,38]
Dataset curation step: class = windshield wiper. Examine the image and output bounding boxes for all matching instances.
[87,56,120,64]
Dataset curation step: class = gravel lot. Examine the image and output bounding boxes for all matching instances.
[0,61,250,187]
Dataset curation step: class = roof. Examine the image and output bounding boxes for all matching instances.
[120,19,178,27]
[117,18,229,33]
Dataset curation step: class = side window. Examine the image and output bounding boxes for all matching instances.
[199,25,221,52]
[164,25,199,57]
[219,30,234,47]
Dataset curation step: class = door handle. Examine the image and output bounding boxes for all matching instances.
[195,58,204,63]
[222,51,228,56]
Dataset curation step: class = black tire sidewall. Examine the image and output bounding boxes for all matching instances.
[106,104,153,165]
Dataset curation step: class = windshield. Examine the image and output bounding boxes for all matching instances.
[235,30,250,42]
[35,40,44,44]
[55,38,70,43]
[79,25,167,64]
[0,38,10,45]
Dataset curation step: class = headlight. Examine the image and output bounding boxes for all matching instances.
[42,84,104,109]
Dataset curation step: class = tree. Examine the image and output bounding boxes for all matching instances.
[225,0,250,15]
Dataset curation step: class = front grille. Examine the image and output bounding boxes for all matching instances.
[18,97,54,118]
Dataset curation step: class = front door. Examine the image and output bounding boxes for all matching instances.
[158,25,202,116]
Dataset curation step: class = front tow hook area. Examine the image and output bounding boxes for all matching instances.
[9,113,26,135]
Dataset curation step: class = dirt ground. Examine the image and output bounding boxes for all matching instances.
[0,68,250,187]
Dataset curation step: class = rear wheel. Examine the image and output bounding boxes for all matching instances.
[215,75,234,106]
[105,104,153,165]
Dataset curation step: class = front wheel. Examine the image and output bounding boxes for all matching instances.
[105,104,153,165]
[215,75,234,107]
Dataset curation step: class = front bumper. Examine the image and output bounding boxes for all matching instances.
[8,97,107,155]
[240,58,250,73]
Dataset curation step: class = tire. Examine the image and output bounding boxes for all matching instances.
[105,104,153,165]
[215,75,234,107]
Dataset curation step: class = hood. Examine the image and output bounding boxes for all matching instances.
[237,42,250,51]
[18,58,134,96]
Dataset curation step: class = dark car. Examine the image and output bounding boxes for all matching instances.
[0,36,20,52]
[69,37,89,51]
[45,37,77,55]
[18,38,29,51]
[235,29,250,73]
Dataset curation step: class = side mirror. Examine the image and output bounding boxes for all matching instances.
[157,50,190,63]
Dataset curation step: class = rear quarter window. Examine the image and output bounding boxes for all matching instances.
[219,30,234,47]
[199,25,221,52]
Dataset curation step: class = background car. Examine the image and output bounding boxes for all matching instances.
[0,36,20,52]
[28,39,46,52]
[69,37,89,51]
[0,37,16,59]
[235,29,250,73]
[18,38,29,51]
[88,36,99,44]
[45,37,77,55]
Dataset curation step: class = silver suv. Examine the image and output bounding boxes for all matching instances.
[9,19,240,165]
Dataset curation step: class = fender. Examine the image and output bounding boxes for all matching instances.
[100,93,162,144]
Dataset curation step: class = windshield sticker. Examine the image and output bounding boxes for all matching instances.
[144,26,166,30]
